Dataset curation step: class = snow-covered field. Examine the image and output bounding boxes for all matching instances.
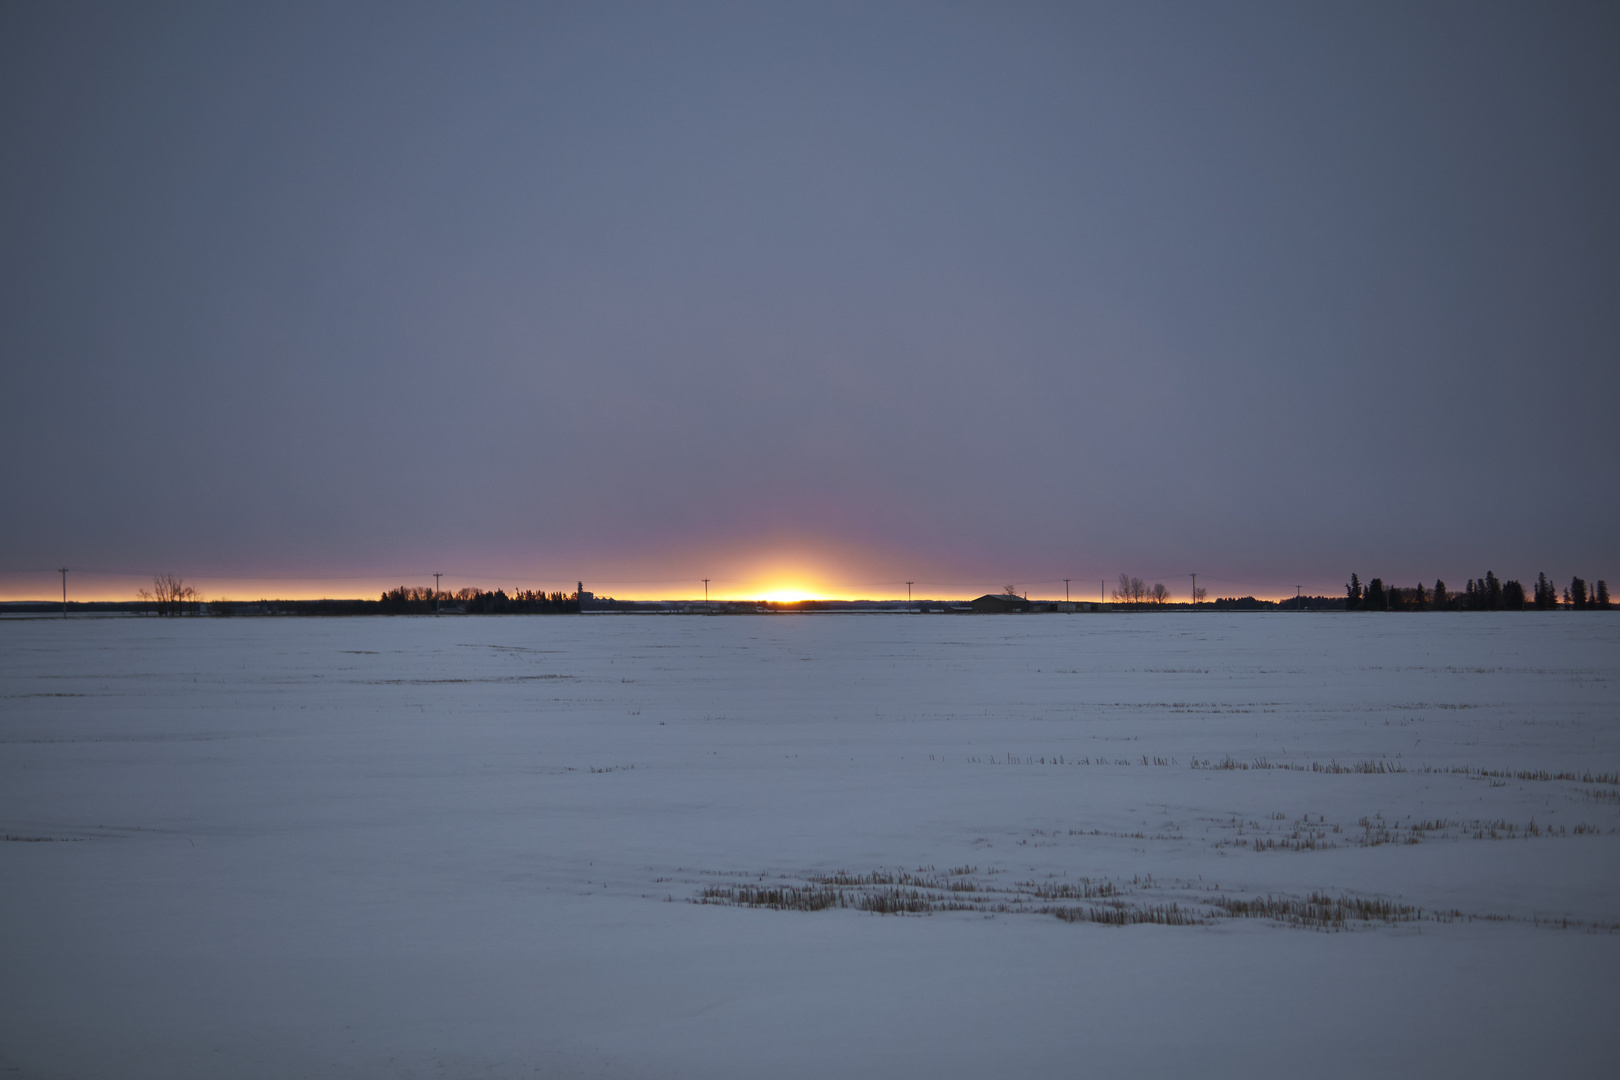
[3,612,1617,1078]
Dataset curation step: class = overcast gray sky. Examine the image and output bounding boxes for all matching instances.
[3,1,1615,599]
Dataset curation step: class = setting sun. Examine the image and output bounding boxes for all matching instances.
[755,586,819,603]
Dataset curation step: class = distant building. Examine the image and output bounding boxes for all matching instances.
[970,593,1032,613]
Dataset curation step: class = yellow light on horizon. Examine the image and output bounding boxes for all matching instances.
[756,587,819,603]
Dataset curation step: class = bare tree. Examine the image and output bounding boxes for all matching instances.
[1192,585,1207,603]
[1112,575,1151,603]
[1149,582,1170,604]
[148,574,196,616]
[1003,584,1018,598]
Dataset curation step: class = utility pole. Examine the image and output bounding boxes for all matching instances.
[1190,573,1196,609]
[433,572,442,615]
[1063,579,1070,602]
[1100,579,1105,603]
[58,567,68,617]
[1296,585,1302,611]
[906,581,914,611]
[702,578,710,612]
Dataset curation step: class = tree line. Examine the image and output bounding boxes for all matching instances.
[130,578,582,615]
[1112,574,1176,605]
[378,586,579,614]
[1346,572,1610,611]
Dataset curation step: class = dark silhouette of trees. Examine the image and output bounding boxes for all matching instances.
[1534,573,1557,609]
[1341,572,1612,612]
[376,586,578,614]
[1280,594,1345,610]
[1112,575,1141,603]
[1336,571,1612,613]
[138,574,197,616]
[1108,575,1171,606]
[379,586,437,613]
[1462,573,1504,610]
[1213,596,1275,610]
[462,589,577,614]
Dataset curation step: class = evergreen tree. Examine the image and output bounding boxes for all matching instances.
[1569,577,1588,610]
[1346,573,1362,611]
[1484,571,1501,610]
[1503,580,1526,610]
[1534,572,1555,609]
[1434,579,1448,609]
[1599,581,1611,609]
[1413,581,1428,610]
[1365,578,1386,611]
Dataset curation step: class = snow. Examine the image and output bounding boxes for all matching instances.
[2,612,1617,1078]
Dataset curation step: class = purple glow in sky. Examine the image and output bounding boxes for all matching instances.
[3,2,1615,599]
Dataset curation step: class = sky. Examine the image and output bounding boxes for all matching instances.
[3,1,1616,601]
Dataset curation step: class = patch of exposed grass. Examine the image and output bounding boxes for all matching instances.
[1185,757,1620,789]
[364,674,576,684]
[1190,756,1405,774]
[1209,892,1420,930]
[1026,879,1122,900]
[688,868,1604,933]
[1051,903,1201,926]
[1210,811,1614,852]
[1421,765,1620,786]
[963,754,1178,766]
